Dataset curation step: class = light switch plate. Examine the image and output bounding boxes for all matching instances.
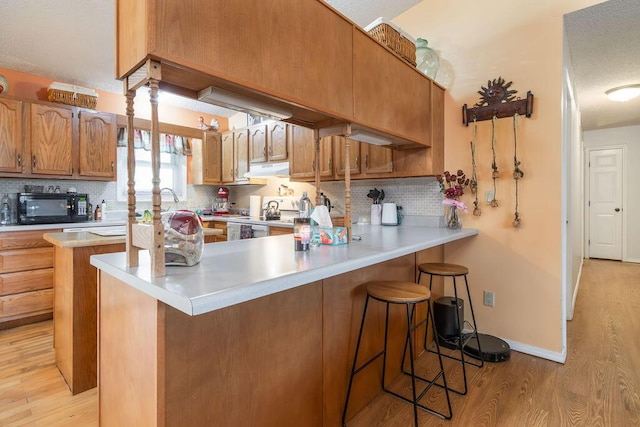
[485,190,494,205]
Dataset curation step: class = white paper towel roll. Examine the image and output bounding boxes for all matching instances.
[250,195,262,218]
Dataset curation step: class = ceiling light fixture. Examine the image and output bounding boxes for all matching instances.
[348,129,392,146]
[198,86,293,120]
[605,84,640,102]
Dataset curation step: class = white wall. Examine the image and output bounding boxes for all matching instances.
[584,125,640,263]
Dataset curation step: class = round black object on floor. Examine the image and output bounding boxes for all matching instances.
[463,333,510,362]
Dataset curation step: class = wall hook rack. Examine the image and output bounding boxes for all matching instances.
[462,77,534,126]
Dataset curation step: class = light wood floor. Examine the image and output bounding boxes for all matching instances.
[0,259,638,426]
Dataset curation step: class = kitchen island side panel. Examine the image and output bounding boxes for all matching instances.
[98,272,160,426]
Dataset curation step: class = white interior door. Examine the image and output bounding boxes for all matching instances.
[588,148,623,260]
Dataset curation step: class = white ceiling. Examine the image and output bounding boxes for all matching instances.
[0,0,637,131]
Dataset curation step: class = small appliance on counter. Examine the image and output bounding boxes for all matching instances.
[381,202,398,226]
[17,192,89,224]
[213,186,230,214]
[260,196,300,222]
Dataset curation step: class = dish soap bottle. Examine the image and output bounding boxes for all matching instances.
[299,191,312,218]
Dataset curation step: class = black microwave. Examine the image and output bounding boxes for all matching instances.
[17,193,90,225]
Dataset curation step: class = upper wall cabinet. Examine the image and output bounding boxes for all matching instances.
[0,96,117,181]
[116,0,436,148]
[78,111,116,179]
[249,121,288,164]
[0,98,24,173]
[30,103,73,176]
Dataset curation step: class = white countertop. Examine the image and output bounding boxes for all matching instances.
[90,224,478,316]
[0,219,126,233]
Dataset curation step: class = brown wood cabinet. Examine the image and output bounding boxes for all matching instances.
[249,121,288,164]
[78,110,116,179]
[204,221,227,242]
[333,137,360,177]
[289,125,333,181]
[115,0,436,148]
[248,124,268,163]
[0,229,59,330]
[269,226,292,236]
[202,131,222,184]
[222,130,249,184]
[0,97,25,173]
[30,103,73,176]
[0,96,118,181]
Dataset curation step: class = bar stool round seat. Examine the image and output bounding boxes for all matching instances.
[418,262,469,276]
[417,262,483,397]
[342,280,452,426]
[366,280,430,303]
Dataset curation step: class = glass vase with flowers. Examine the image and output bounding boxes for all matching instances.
[436,170,470,229]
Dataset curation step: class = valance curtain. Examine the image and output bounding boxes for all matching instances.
[117,127,192,156]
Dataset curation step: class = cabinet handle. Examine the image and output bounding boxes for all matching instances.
[328,158,332,171]
[264,147,267,159]
[356,156,360,168]
[235,168,238,178]
[17,153,22,167]
[268,146,272,157]
[32,155,36,169]
[230,168,234,178]
[364,154,369,169]
[111,161,114,172]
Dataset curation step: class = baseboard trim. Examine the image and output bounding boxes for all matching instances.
[567,259,583,321]
[623,258,640,264]
[502,338,567,364]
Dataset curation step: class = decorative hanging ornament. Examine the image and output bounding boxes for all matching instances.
[490,115,499,207]
[470,120,481,216]
[512,112,523,228]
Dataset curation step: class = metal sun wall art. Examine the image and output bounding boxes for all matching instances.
[463,78,533,228]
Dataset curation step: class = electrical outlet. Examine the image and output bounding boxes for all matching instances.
[485,190,494,205]
[484,291,495,307]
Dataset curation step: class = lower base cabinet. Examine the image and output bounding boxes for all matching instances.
[0,230,59,330]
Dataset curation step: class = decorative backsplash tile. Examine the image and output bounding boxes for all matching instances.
[0,176,443,216]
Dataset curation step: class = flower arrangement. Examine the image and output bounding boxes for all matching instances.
[436,170,470,229]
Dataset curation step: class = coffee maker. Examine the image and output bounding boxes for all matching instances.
[214,187,230,214]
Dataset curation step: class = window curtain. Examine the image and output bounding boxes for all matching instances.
[117,127,192,156]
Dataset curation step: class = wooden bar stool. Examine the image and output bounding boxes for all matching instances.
[342,281,452,426]
[417,263,484,396]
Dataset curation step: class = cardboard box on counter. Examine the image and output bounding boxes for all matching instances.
[312,226,348,246]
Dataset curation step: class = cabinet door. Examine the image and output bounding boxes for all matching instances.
[249,125,267,163]
[78,110,116,179]
[221,132,235,183]
[289,126,332,180]
[334,137,360,177]
[268,122,288,161]
[30,103,73,176]
[203,132,222,184]
[0,98,25,173]
[235,130,249,182]
[362,143,393,175]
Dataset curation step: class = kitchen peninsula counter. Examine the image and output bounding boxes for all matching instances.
[91,225,477,315]
[93,225,477,426]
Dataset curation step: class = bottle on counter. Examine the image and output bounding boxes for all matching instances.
[101,200,107,220]
[299,191,312,218]
[95,204,102,221]
[0,194,10,225]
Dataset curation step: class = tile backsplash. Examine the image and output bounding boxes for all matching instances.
[0,176,443,217]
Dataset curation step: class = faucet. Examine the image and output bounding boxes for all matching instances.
[160,187,180,211]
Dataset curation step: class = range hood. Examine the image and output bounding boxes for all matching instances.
[244,162,290,178]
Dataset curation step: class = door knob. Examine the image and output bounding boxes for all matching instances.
[615,208,620,212]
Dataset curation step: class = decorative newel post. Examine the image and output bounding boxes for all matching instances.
[125,89,139,267]
[148,79,165,277]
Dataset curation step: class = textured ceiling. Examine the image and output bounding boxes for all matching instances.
[564,0,640,130]
[0,1,637,130]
